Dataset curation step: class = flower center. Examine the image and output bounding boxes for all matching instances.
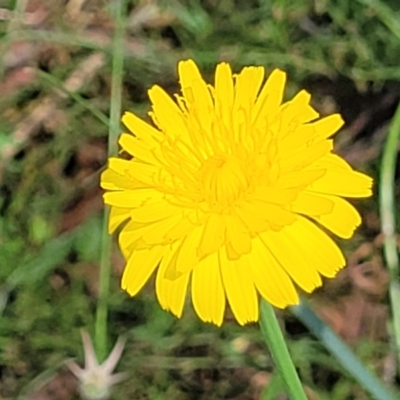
[198,155,249,211]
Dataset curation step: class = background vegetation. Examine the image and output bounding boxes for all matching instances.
[1,0,400,398]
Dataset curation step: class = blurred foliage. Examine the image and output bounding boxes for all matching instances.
[0,0,399,399]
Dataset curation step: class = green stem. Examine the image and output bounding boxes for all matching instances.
[260,300,308,400]
[291,299,397,400]
[380,100,400,373]
[95,0,126,362]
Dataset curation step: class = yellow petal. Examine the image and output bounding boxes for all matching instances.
[260,228,322,292]
[250,237,299,308]
[280,114,343,148]
[224,214,252,257]
[253,69,286,125]
[309,169,373,198]
[121,246,165,295]
[225,240,241,260]
[253,186,298,205]
[156,243,190,318]
[118,220,146,257]
[140,214,184,245]
[234,66,265,112]
[164,213,198,241]
[291,191,334,216]
[197,213,226,259]
[118,214,182,255]
[175,225,203,275]
[119,134,162,166]
[220,249,259,325]
[100,168,134,191]
[101,158,139,190]
[279,140,333,173]
[108,157,132,173]
[280,90,319,126]
[280,124,315,149]
[191,252,225,326]
[122,111,161,143]
[311,195,362,238]
[127,161,161,186]
[148,85,188,138]
[103,188,163,208]
[179,59,209,97]
[312,114,344,140]
[131,200,181,223]
[214,62,234,127]
[251,200,296,228]
[179,59,213,130]
[281,216,345,278]
[236,202,271,233]
[276,169,326,189]
[315,153,353,170]
[108,206,131,233]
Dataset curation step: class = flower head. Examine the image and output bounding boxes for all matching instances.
[101,59,372,326]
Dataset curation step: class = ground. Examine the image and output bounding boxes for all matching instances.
[0,1,399,399]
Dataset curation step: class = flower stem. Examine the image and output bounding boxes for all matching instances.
[95,0,126,362]
[259,300,308,400]
[380,100,400,373]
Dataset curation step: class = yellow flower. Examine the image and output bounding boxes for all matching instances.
[101,59,372,326]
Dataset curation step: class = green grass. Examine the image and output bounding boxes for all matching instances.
[1,0,400,399]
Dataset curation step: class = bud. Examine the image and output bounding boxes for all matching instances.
[67,331,127,400]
